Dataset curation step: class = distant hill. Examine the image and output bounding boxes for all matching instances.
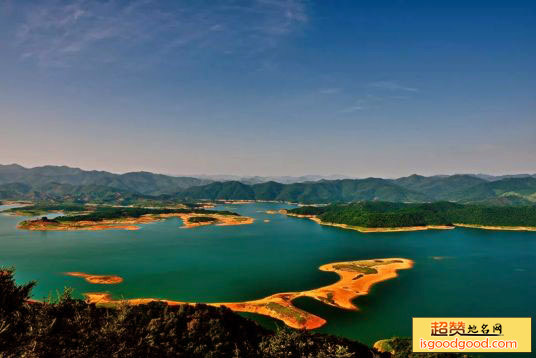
[470,173,536,181]
[392,174,487,200]
[1,164,535,205]
[190,174,352,185]
[0,182,145,204]
[0,164,210,196]
[176,176,536,204]
[450,177,536,203]
[176,178,430,203]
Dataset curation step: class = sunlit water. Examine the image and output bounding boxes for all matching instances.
[1,203,534,357]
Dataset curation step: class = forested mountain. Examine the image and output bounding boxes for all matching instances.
[1,164,535,204]
[0,164,210,195]
[175,176,536,204]
[193,174,352,184]
[471,173,536,181]
[176,178,429,203]
[0,182,145,204]
[450,177,536,203]
[392,174,487,200]
[175,181,256,201]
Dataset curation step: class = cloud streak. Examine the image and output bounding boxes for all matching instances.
[11,0,308,68]
[319,88,342,94]
[369,80,419,92]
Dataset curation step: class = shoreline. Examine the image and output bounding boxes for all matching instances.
[285,213,536,233]
[65,272,123,284]
[453,223,536,232]
[285,213,455,233]
[81,258,413,330]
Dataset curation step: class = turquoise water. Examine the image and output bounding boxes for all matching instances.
[1,203,534,357]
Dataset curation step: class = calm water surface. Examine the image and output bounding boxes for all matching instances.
[1,203,534,357]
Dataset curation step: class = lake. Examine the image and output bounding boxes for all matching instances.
[1,202,534,357]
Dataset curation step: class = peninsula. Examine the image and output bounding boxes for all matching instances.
[65,272,123,284]
[284,202,536,232]
[80,258,412,329]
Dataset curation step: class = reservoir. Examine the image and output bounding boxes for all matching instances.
[1,203,534,357]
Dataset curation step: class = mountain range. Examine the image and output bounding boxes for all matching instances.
[1,164,535,205]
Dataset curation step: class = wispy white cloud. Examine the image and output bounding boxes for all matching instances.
[339,98,370,113]
[319,87,342,94]
[338,92,412,114]
[369,80,419,92]
[10,0,308,68]
[339,104,364,113]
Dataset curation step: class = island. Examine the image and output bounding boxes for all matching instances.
[79,258,412,329]
[65,272,123,284]
[284,201,536,232]
[15,206,254,231]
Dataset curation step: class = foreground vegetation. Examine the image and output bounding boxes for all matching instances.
[289,202,536,228]
[0,268,469,357]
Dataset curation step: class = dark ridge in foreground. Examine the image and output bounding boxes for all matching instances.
[0,269,469,358]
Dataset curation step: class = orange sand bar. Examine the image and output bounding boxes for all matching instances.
[66,272,123,284]
[83,258,412,330]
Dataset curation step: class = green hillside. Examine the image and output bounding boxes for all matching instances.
[289,201,536,228]
[2,164,536,205]
[0,182,145,205]
[177,181,256,201]
[175,178,430,203]
[452,177,536,203]
[0,164,210,196]
[393,174,486,200]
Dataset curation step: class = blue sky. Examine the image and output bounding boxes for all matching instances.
[1,0,535,177]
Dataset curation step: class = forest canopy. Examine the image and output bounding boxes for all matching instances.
[289,202,536,228]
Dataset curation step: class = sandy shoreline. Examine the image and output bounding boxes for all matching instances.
[81,258,413,330]
[453,223,536,231]
[65,272,123,284]
[284,213,536,233]
[285,213,455,233]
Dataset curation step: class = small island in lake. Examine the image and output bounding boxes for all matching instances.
[65,272,124,284]
[285,201,536,232]
[15,205,254,231]
[80,258,412,329]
